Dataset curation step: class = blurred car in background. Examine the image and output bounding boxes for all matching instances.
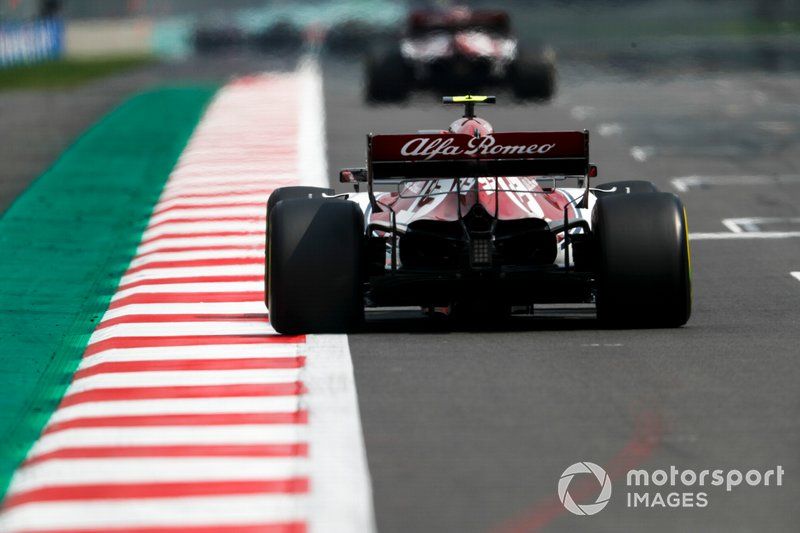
[193,19,246,53]
[324,18,399,56]
[190,0,404,56]
[365,6,556,103]
[251,20,304,52]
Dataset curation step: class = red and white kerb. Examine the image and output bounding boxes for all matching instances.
[0,60,374,533]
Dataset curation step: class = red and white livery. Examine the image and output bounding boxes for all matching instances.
[365,7,556,103]
[266,96,692,333]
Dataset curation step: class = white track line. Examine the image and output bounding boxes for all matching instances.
[297,56,329,189]
[293,57,375,533]
[690,231,800,240]
[791,272,800,283]
[306,334,375,533]
[720,217,800,234]
[671,174,800,192]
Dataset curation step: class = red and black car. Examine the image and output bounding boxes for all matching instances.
[266,96,691,333]
[365,7,556,103]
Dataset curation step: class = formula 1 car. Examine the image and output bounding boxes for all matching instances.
[266,96,691,334]
[365,7,556,103]
[193,22,246,53]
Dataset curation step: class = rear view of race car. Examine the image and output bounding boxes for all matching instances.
[365,6,556,103]
[265,96,691,334]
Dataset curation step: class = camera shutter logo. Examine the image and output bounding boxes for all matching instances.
[558,462,612,516]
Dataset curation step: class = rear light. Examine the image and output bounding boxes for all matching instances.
[470,237,492,267]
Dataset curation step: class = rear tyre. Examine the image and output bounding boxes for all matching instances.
[267,186,334,221]
[267,198,364,334]
[593,192,691,327]
[510,51,556,102]
[594,180,658,198]
[365,47,411,103]
[265,186,334,304]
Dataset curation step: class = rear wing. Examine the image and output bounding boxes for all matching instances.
[367,131,589,180]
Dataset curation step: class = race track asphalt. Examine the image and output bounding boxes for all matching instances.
[1,50,798,532]
[324,59,800,532]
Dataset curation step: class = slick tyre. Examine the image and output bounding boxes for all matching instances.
[594,180,658,198]
[266,186,334,220]
[365,47,411,103]
[510,51,556,102]
[265,186,334,304]
[267,198,364,334]
[593,192,691,327]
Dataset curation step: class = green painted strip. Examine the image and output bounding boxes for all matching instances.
[0,85,217,498]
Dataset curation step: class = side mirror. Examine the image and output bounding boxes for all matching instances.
[340,168,367,184]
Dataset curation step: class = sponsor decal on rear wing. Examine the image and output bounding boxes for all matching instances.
[368,131,589,179]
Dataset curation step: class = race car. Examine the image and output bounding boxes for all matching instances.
[193,23,246,53]
[265,96,691,334]
[365,7,556,103]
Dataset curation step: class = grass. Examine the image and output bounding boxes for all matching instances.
[0,85,217,499]
[0,55,155,91]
